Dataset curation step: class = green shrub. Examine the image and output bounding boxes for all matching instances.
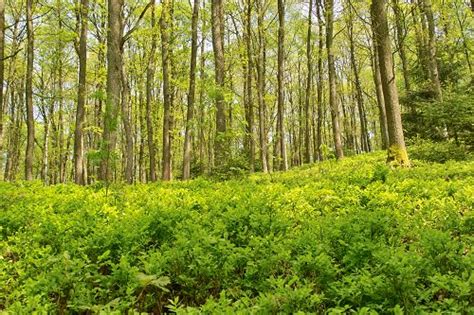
[1,152,473,313]
[407,139,472,163]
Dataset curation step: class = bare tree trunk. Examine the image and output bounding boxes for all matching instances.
[183,0,199,180]
[100,0,123,182]
[371,37,389,150]
[74,0,88,185]
[0,0,4,176]
[256,0,268,173]
[347,5,370,152]
[371,0,409,165]
[161,0,173,180]
[315,0,324,161]
[420,0,442,100]
[392,0,411,92]
[211,0,227,167]
[325,0,344,160]
[304,0,313,164]
[25,0,35,180]
[244,0,255,171]
[146,1,157,182]
[277,0,288,171]
[121,67,134,183]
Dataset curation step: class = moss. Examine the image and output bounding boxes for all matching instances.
[387,144,410,167]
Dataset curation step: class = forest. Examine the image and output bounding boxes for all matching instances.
[0,0,473,313]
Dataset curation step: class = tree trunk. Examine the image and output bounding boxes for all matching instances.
[100,0,123,182]
[347,5,370,152]
[325,0,344,160]
[25,0,35,180]
[277,0,288,171]
[420,0,442,100]
[392,0,411,92]
[256,0,268,173]
[183,0,199,180]
[304,0,313,164]
[161,0,173,181]
[371,37,389,150]
[74,0,88,185]
[244,0,255,171]
[211,0,227,167]
[371,0,409,165]
[315,0,324,161]
[0,0,4,175]
[146,1,157,182]
[121,67,134,183]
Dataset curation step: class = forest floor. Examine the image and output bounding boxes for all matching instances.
[1,152,473,313]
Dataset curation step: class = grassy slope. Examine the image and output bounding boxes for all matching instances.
[1,152,473,313]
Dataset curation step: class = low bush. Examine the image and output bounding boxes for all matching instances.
[1,152,473,313]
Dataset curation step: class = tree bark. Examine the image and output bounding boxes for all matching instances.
[25,0,35,180]
[325,0,344,160]
[277,0,288,171]
[392,0,411,92]
[371,0,409,165]
[347,5,370,152]
[419,0,442,100]
[256,0,268,173]
[121,66,134,183]
[183,0,199,180]
[146,1,157,182]
[100,0,123,182]
[161,0,173,180]
[304,0,313,164]
[0,0,4,176]
[244,0,255,171]
[74,0,88,185]
[211,0,227,167]
[371,36,389,150]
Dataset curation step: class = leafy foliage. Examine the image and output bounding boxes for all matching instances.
[1,152,473,313]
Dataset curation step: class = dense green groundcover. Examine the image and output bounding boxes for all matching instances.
[1,152,473,314]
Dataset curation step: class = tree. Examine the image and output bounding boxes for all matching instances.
[419,0,442,100]
[304,0,313,164]
[371,0,409,165]
[146,0,158,182]
[25,0,35,180]
[0,0,4,176]
[183,0,199,180]
[277,0,288,171]
[325,0,344,160]
[211,0,227,168]
[74,0,89,185]
[161,0,173,181]
[100,0,124,182]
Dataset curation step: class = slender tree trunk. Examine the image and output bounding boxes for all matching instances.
[74,0,88,185]
[25,0,35,180]
[244,0,255,171]
[121,67,134,183]
[183,0,199,180]
[315,0,324,161]
[0,0,4,175]
[146,1,157,182]
[347,6,370,152]
[161,0,173,180]
[325,0,344,160]
[304,0,313,164]
[256,0,268,173]
[371,38,389,150]
[277,0,288,171]
[100,0,123,182]
[420,0,442,100]
[371,0,409,165]
[392,0,411,92]
[211,0,227,167]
